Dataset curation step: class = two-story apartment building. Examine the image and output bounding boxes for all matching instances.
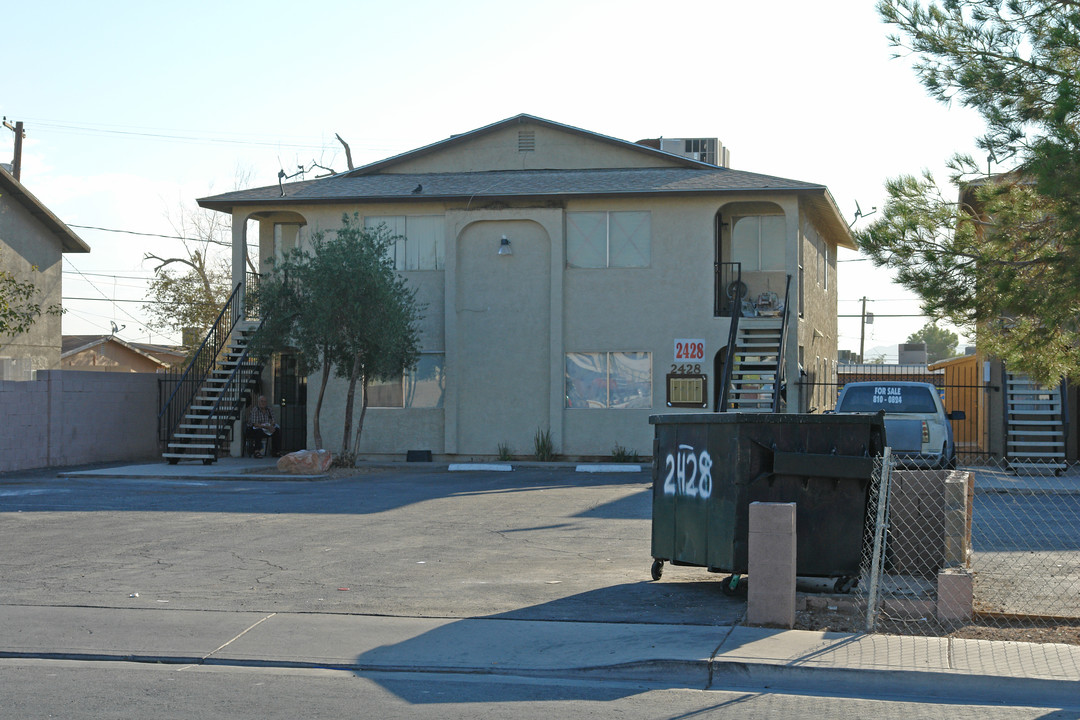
[0,165,90,379]
[195,114,853,460]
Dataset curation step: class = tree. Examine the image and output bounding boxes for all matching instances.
[0,253,61,347]
[907,322,960,362]
[858,1,1080,384]
[144,183,257,344]
[254,214,422,453]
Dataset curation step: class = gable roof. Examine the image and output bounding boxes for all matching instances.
[197,114,854,247]
[0,166,90,253]
[199,166,828,207]
[345,113,716,176]
[61,335,185,367]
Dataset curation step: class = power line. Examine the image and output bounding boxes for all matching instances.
[30,120,335,151]
[68,223,227,245]
[62,270,154,280]
[63,296,166,304]
[838,313,930,318]
[62,257,155,332]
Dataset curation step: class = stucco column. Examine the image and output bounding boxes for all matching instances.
[232,210,248,302]
[443,215,459,455]
[783,201,801,414]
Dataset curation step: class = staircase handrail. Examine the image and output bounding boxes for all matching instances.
[203,317,267,451]
[718,262,744,412]
[772,274,793,412]
[158,281,245,442]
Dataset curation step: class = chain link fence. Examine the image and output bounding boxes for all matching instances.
[853,451,1080,645]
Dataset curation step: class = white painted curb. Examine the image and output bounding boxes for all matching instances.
[576,464,642,473]
[448,463,513,472]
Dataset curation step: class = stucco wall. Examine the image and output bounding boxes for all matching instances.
[385,122,685,174]
[796,205,840,413]
[0,194,63,373]
[229,190,842,460]
[0,370,161,472]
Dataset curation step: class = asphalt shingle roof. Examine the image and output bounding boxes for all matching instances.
[198,167,828,209]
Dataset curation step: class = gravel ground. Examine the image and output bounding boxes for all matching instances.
[793,598,1080,645]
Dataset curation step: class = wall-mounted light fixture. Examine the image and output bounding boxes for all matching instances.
[498,235,513,256]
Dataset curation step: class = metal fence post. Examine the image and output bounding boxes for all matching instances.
[865,447,893,633]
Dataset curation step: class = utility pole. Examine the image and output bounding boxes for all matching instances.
[859,296,868,363]
[2,118,25,181]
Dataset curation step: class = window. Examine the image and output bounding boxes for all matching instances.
[565,352,652,408]
[567,211,650,268]
[731,215,785,272]
[366,353,445,408]
[363,215,445,270]
[837,384,938,414]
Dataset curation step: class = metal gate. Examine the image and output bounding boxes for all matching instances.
[800,360,993,461]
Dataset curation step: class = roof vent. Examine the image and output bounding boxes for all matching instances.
[518,130,536,152]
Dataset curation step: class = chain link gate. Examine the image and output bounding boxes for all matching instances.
[856,452,1080,646]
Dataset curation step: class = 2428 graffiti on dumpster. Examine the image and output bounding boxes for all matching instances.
[662,444,713,499]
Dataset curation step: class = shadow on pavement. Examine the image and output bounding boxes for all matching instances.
[0,468,651,516]
[350,580,743,705]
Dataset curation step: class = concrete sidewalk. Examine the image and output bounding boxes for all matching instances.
[56,457,649,481]
[1,605,1076,705]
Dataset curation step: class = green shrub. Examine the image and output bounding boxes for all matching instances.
[611,443,640,463]
[533,428,555,461]
[496,442,513,461]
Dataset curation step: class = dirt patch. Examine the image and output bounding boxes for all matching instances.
[242,464,384,479]
[792,594,1080,645]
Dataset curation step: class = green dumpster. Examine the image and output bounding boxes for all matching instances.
[649,412,886,591]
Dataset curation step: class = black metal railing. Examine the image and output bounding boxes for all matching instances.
[714,261,745,317]
[772,274,793,412]
[201,317,266,450]
[158,281,246,445]
[717,267,745,411]
[244,271,262,321]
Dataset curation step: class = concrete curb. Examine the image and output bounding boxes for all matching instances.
[1,650,1075,707]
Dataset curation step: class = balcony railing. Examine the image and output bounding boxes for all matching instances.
[714,262,745,317]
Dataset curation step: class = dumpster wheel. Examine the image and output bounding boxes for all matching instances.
[650,559,664,581]
[834,576,858,594]
[721,574,744,596]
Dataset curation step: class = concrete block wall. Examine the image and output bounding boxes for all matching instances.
[0,370,160,472]
[887,470,973,576]
[0,377,50,471]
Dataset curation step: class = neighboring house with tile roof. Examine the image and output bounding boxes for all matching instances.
[196,114,853,459]
[61,335,186,373]
[0,165,90,380]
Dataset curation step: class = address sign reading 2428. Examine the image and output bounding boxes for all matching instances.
[662,444,714,499]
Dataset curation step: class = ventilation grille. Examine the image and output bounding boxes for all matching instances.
[518,130,536,152]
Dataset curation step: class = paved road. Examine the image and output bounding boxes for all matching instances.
[3,465,1078,717]
[0,468,746,625]
[2,658,1073,720]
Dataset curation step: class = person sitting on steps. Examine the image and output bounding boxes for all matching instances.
[245,394,281,458]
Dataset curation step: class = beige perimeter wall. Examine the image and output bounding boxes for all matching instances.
[0,371,160,472]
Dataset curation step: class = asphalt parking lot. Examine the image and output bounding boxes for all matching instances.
[0,467,747,625]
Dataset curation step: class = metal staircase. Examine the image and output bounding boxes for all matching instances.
[1005,372,1067,475]
[719,275,791,413]
[158,281,264,464]
[725,317,785,412]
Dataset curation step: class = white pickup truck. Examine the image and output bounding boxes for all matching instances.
[834,381,965,469]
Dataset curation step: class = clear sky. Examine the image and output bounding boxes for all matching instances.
[3,0,989,359]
